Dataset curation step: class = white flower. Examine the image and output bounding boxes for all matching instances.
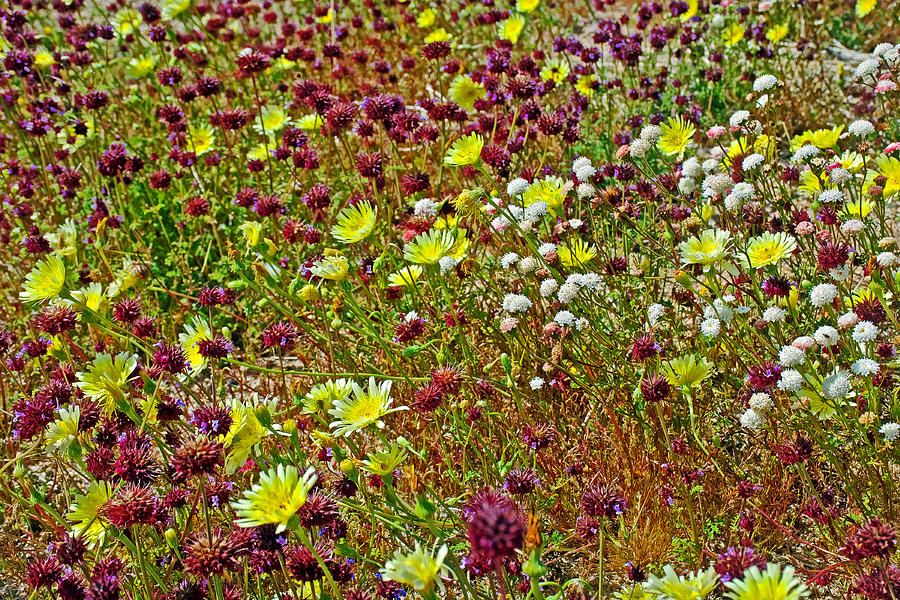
[852,358,879,376]
[779,345,805,367]
[841,219,864,236]
[877,252,897,267]
[538,243,557,256]
[848,119,875,137]
[572,157,596,181]
[648,303,665,326]
[830,265,850,282]
[439,256,458,274]
[874,43,895,57]
[701,158,719,173]
[729,110,750,128]
[414,198,438,217]
[742,153,765,171]
[793,336,816,350]
[629,139,651,158]
[821,372,850,400]
[502,293,533,313]
[639,124,661,143]
[540,279,559,297]
[830,168,851,185]
[818,189,843,204]
[880,422,900,441]
[854,58,879,79]
[749,392,774,412]
[524,202,548,221]
[702,173,733,198]
[740,408,767,429]
[554,310,576,327]
[838,312,859,328]
[810,283,838,307]
[753,74,778,92]
[814,325,840,347]
[731,182,755,201]
[575,317,589,331]
[793,145,820,162]
[852,320,879,343]
[501,252,520,269]
[701,318,721,338]
[763,306,786,322]
[577,182,596,199]
[507,178,530,196]
[529,377,545,390]
[778,369,803,392]
[518,257,538,273]
[557,282,579,304]
[568,218,583,229]
[678,178,697,194]
[682,157,703,178]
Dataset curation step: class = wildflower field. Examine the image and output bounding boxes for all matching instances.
[2,0,900,597]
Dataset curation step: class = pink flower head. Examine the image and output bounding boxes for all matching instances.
[876,80,898,94]
[758,1,773,10]
[499,317,519,333]
[884,142,900,155]
[707,125,727,139]
[794,221,815,235]
[793,336,816,350]
[616,145,630,160]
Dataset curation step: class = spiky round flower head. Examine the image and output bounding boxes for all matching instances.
[404,229,456,265]
[34,303,78,335]
[105,483,158,528]
[152,342,188,374]
[466,500,524,565]
[641,375,671,403]
[715,547,767,582]
[191,404,233,437]
[332,201,376,244]
[27,557,63,590]
[53,534,87,566]
[233,464,318,532]
[678,229,731,266]
[504,468,540,495]
[657,115,695,158]
[444,133,484,167]
[381,543,449,595]
[184,529,250,577]
[296,491,339,527]
[20,255,66,304]
[172,436,224,481]
[581,484,627,519]
[743,233,797,268]
[75,352,139,415]
[842,519,898,560]
[723,563,808,600]
[328,377,407,437]
[663,355,713,388]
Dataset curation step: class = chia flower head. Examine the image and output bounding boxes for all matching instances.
[184,529,251,577]
[296,491,339,528]
[816,242,850,271]
[53,534,87,566]
[504,468,540,495]
[715,546,766,582]
[104,483,158,528]
[152,341,188,374]
[762,275,792,298]
[112,299,141,323]
[33,303,78,335]
[27,557,63,590]
[197,336,233,359]
[581,484,627,519]
[191,405,233,437]
[261,321,298,350]
[631,333,661,361]
[521,423,557,450]
[431,365,464,395]
[640,374,670,403]
[172,436,224,481]
[466,499,524,566]
[746,361,781,391]
[842,519,898,560]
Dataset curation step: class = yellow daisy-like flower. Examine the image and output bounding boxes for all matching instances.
[329,377,407,437]
[75,352,139,415]
[113,8,143,35]
[663,355,713,388]
[681,0,698,21]
[449,75,487,111]
[722,23,746,46]
[126,56,157,78]
[311,254,350,281]
[840,150,865,173]
[844,198,873,219]
[856,0,876,17]
[417,8,436,27]
[404,229,456,264]
[388,266,423,287]
[45,406,80,452]
[876,156,900,197]
[332,201,377,244]
[522,176,566,210]
[657,115,696,158]
[742,232,797,268]
[678,228,731,266]
[452,189,483,219]
[179,316,213,374]
[71,282,106,312]
[232,464,318,532]
[188,124,215,156]
[303,379,353,415]
[382,544,450,595]
[424,28,450,43]
[723,563,807,600]
[223,397,266,473]
[811,126,843,149]
[539,57,570,83]
[444,133,484,167]
[297,114,325,131]
[516,0,541,13]
[766,24,788,43]
[499,14,526,44]
[239,221,263,247]
[557,238,598,268]
[254,106,290,136]
[315,8,334,23]
[161,0,192,20]
[34,50,56,68]
[361,443,409,476]
[20,255,66,304]
[576,74,597,97]
[67,481,113,544]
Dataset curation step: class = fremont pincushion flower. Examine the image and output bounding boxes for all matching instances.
[328,377,407,436]
[20,255,66,304]
[232,464,318,532]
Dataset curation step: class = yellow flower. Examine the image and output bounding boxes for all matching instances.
[20,255,66,304]
[516,0,541,13]
[657,115,695,158]
[557,238,598,268]
[296,114,324,131]
[67,481,113,544]
[381,544,450,595]
[540,57,569,83]
[856,0,876,17]
[743,232,797,268]
[315,8,334,23]
[71,282,106,312]
[303,379,353,415]
[232,464,318,532]
[424,28,449,43]
[499,14,526,44]
[417,8,436,27]
[404,229,456,264]
[161,0,192,20]
[766,24,788,43]
[844,198,873,219]
[722,23,746,46]
[811,126,843,149]
[681,0,698,21]
[179,316,213,374]
[361,443,409,476]
[127,56,157,78]
[223,397,266,473]
[311,254,350,281]
[332,201,377,244]
[33,50,56,68]
[45,406,80,452]
[449,75,487,111]
[576,74,597,97]
[723,563,807,600]
[663,355,713,388]
[329,377,407,436]
[840,150,865,172]
[254,106,290,136]
[114,8,143,34]
[444,133,484,167]
[876,156,900,197]
[57,118,94,152]
[239,221,263,247]
[678,228,731,266]
[75,352,139,415]
[188,124,215,155]
[522,176,566,210]
[388,266,423,287]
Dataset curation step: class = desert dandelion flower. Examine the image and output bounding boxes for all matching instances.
[329,377,407,436]
[657,115,696,158]
[332,201,377,244]
[450,75,487,111]
[444,134,484,167]
[557,239,598,268]
[381,543,450,596]
[67,481,113,543]
[724,563,808,600]
[404,230,456,265]
[232,464,318,532]
[310,254,349,281]
[678,229,731,267]
[663,355,713,388]
[75,352,139,415]
[743,232,797,268]
[20,255,66,304]
[388,266,423,287]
